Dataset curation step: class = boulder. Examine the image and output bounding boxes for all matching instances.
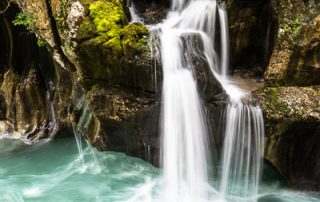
[254,86,320,190]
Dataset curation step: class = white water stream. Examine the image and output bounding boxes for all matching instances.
[128,0,143,23]
[154,0,265,201]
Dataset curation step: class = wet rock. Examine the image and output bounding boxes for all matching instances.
[75,86,160,164]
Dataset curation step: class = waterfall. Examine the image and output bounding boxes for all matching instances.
[157,1,218,201]
[156,0,221,201]
[215,5,265,202]
[220,103,264,202]
[160,31,211,201]
[155,0,265,201]
[128,0,142,23]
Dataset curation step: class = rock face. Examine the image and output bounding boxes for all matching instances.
[264,0,320,86]
[254,87,320,190]
[0,5,57,141]
[0,0,162,161]
[227,0,276,73]
[252,0,320,191]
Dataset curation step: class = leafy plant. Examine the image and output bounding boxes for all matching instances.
[12,12,35,31]
[37,38,45,47]
[13,12,46,47]
[291,18,301,37]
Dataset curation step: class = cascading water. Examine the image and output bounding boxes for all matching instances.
[215,5,265,202]
[155,0,221,201]
[156,0,265,201]
[160,31,212,201]
[128,0,142,23]
[220,102,264,202]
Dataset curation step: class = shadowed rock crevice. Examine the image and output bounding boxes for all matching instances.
[274,123,320,190]
[0,4,57,140]
[227,0,277,76]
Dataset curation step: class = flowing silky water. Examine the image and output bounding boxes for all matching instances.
[156,0,265,201]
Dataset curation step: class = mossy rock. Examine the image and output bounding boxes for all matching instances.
[89,0,127,33]
[121,22,149,59]
[77,17,96,41]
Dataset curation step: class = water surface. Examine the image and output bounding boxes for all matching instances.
[0,137,319,202]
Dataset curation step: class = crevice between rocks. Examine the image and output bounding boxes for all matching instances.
[44,0,76,71]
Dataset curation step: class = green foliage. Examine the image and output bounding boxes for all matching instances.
[37,38,45,47]
[12,12,35,31]
[283,18,301,38]
[121,22,148,58]
[291,19,301,37]
[13,12,46,48]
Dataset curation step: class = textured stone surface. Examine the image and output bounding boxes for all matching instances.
[254,86,320,190]
[227,0,275,72]
[264,1,320,86]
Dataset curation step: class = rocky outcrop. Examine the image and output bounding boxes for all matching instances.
[0,0,160,156]
[264,1,320,86]
[248,0,320,191]
[222,0,320,191]
[0,4,59,142]
[254,87,320,190]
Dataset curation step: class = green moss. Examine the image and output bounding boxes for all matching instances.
[104,37,122,55]
[78,0,130,55]
[78,0,149,57]
[89,1,127,33]
[120,22,148,58]
[77,0,149,84]
[78,18,96,41]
